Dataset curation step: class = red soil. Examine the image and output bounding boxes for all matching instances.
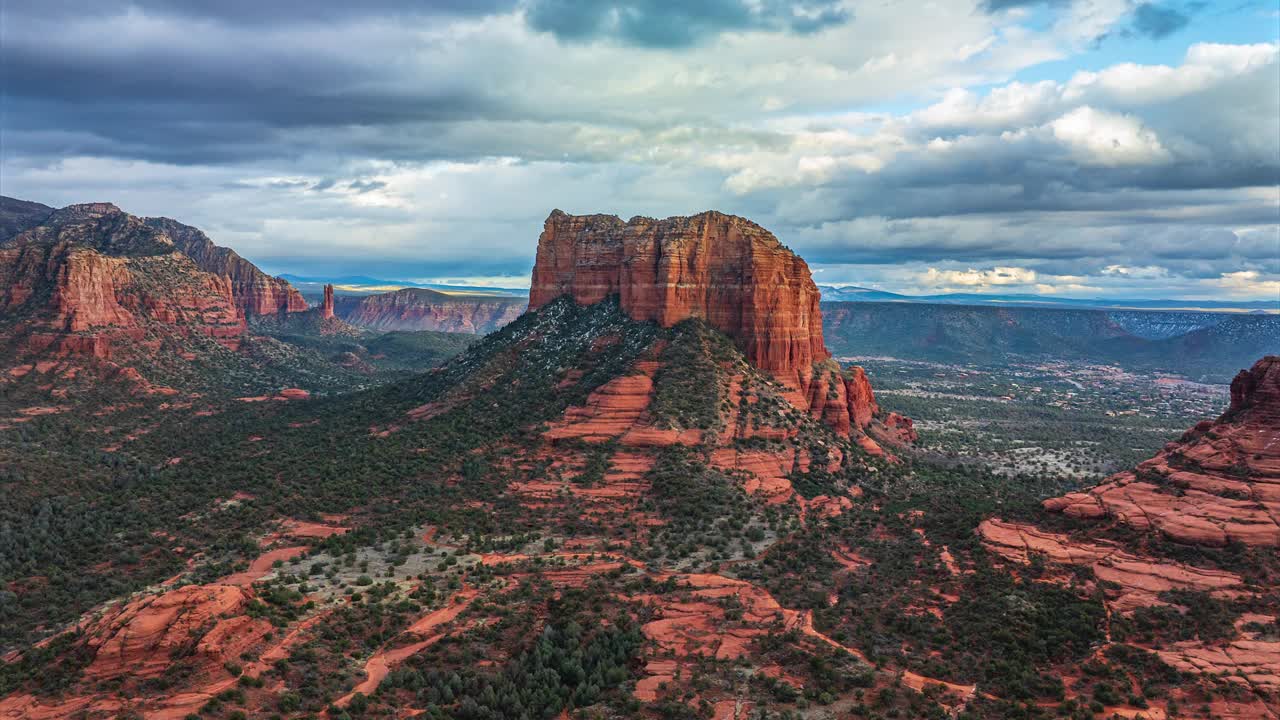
[220,546,308,587]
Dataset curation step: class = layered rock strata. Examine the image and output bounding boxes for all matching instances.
[1044,355,1280,547]
[528,209,909,443]
[333,288,524,334]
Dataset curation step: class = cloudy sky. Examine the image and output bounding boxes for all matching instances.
[2,0,1278,299]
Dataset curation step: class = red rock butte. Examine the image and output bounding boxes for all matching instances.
[528,209,912,445]
[530,210,827,376]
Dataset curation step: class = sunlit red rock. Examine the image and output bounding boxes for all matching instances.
[529,210,827,384]
[528,209,912,444]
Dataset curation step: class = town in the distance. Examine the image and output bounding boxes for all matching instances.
[1,195,1277,719]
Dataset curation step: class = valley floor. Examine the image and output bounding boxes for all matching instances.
[843,356,1230,480]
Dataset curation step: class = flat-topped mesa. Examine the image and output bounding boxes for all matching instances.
[530,209,828,377]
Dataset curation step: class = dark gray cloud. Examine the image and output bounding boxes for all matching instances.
[1,0,1275,299]
[8,1,515,25]
[1132,2,1191,38]
[981,0,1197,41]
[525,0,850,47]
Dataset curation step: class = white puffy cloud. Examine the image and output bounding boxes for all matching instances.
[921,266,1038,288]
[1047,106,1172,167]
[1211,270,1280,298]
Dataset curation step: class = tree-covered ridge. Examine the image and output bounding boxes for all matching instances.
[2,294,1277,719]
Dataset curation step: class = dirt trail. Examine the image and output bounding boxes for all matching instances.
[221,546,307,587]
[335,589,480,707]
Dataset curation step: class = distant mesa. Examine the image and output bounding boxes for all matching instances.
[333,287,525,335]
[528,209,911,446]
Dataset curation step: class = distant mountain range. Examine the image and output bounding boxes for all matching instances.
[274,274,1278,314]
[283,274,1278,380]
[818,285,1278,313]
[822,301,1280,383]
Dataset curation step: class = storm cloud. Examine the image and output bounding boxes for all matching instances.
[1,0,1276,300]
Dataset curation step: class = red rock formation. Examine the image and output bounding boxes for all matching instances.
[322,284,335,319]
[978,358,1280,709]
[529,210,827,382]
[1043,355,1280,547]
[146,216,307,316]
[978,519,1243,611]
[334,287,525,334]
[844,366,878,429]
[1,204,248,362]
[83,584,267,681]
[528,210,910,444]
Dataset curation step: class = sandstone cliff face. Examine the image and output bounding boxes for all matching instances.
[145,217,307,316]
[334,288,525,334]
[530,210,827,379]
[1,204,247,362]
[1042,355,1280,547]
[528,210,906,443]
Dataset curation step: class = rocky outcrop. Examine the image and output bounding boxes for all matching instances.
[530,210,827,382]
[83,584,267,680]
[978,519,1244,611]
[1043,356,1280,547]
[1,203,247,361]
[322,284,335,319]
[145,216,307,316]
[334,288,525,334]
[976,357,1280,709]
[529,210,908,443]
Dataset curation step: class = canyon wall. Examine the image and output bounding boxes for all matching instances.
[145,217,307,316]
[334,288,525,335]
[1,204,248,359]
